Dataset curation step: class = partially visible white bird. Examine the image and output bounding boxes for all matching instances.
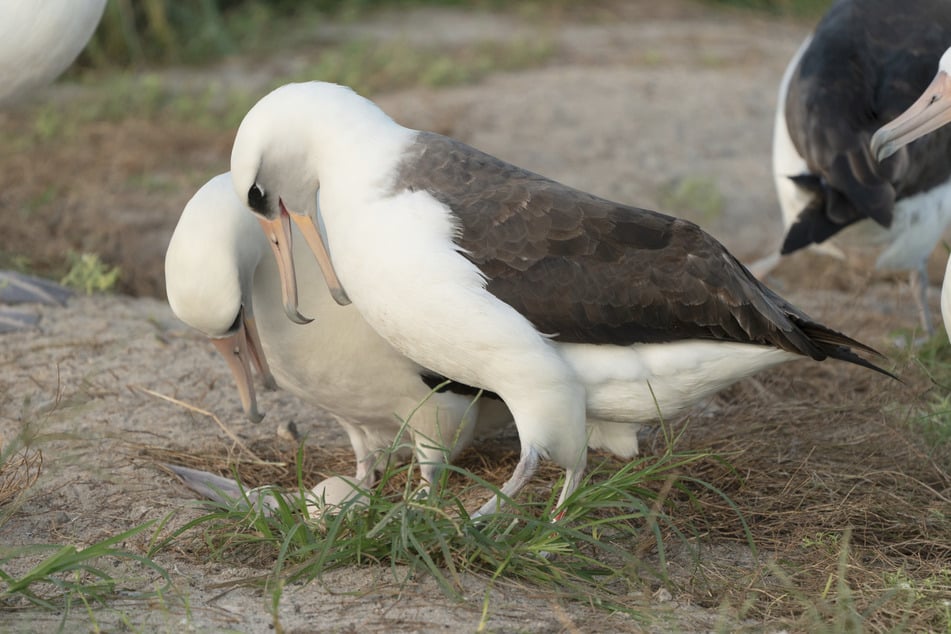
[164,174,512,509]
[769,0,951,334]
[870,46,951,340]
[0,0,107,331]
[0,0,106,105]
[228,81,893,519]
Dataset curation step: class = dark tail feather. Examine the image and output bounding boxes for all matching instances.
[780,175,868,254]
[795,320,899,381]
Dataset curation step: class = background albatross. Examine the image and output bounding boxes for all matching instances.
[871,46,951,340]
[770,0,951,334]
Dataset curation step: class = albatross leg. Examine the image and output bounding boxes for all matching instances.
[910,259,935,336]
[553,457,587,521]
[471,446,540,518]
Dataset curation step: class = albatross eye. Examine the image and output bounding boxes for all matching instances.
[247,184,267,212]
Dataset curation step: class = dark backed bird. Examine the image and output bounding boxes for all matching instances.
[771,0,951,334]
[229,81,894,518]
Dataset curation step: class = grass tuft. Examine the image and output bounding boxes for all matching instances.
[59,252,121,295]
[658,176,725,224]
[159,439,733,613]
[0,520,172,613]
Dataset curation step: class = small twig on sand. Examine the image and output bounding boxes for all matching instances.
[129,385,269,464]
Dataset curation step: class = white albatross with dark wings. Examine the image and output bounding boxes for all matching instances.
[230,81,894,518]
[770,0,951,333]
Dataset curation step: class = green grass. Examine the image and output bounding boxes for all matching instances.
[902,331,951,450]
[658,176,725,224]
[292,36,554,97]
[0,428,172,622]
[0,522,172,613]
[703,0,833,17]
[77,0,565,71]
[160,440,742,622]
[59,252,121,295]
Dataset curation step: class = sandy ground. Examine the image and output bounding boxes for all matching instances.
[1,3,949,632]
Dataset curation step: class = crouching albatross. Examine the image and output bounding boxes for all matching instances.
[230,81,894,518]
[165,174,513,509]
[871,46,951,340]
[770,0,951,334]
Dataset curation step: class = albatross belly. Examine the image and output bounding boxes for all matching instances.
[561,340,796,457]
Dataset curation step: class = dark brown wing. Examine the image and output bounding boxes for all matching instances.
[782,0,951,253]
[391,132,889,376]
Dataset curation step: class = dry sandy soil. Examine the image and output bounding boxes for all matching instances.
[2,2,950,632]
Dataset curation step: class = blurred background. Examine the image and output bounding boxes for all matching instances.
[1,0,833,299]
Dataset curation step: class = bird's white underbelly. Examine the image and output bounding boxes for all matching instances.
[875,179,951,270]
[562,340,794,423]
[773,35,813,231]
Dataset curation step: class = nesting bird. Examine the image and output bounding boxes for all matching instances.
[771,0,951,334]
[164,174,512,508]
[228,81,892,518]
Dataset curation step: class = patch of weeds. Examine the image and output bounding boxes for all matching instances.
[658,176,725,224]
[162,440,740,616]
[0,429,43,530]
[702,0,832,17]
[904,331,951,450]
[32,106,70,142]
[883,567,951,623]
[17,186,59,220]
[0,427,173,618]
[773,531,951,633]
[800,531,841,553]
[60,252,121,295]
[295,36,554,97]
[0,520,172,614]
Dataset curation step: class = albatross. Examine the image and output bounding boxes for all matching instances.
[229,81,893,518]
[0,0,106,331]
[870,46,951,340]
[770,0,951,334]
[0,0,107,105]
[165,174,512,507]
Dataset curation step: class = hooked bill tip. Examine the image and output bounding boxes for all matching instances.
[330,287,352,306]
[870,133,896,163]
[247,407,265,424]
[262,374,278,391]
[283,303,314,325]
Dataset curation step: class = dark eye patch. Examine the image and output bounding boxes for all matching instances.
[248,184,268,212]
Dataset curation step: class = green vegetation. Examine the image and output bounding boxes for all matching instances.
[160,441,737,621]
[658,175,725,224]
[78,0,562,70]
[59,252,121,295]
[292,36,554,97]
[906,331,951,450]
[704,0,833,17]
[0,522,171,613]
[0,429,171,620]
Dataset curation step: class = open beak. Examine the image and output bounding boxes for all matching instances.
[211,306,271,423]
[257,209,313,324]
[288,210,351,306]
[871,69,951,161]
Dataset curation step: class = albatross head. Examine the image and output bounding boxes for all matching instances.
[165,174,276,423]
[871,46,951,161]
[231,82,361,324]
